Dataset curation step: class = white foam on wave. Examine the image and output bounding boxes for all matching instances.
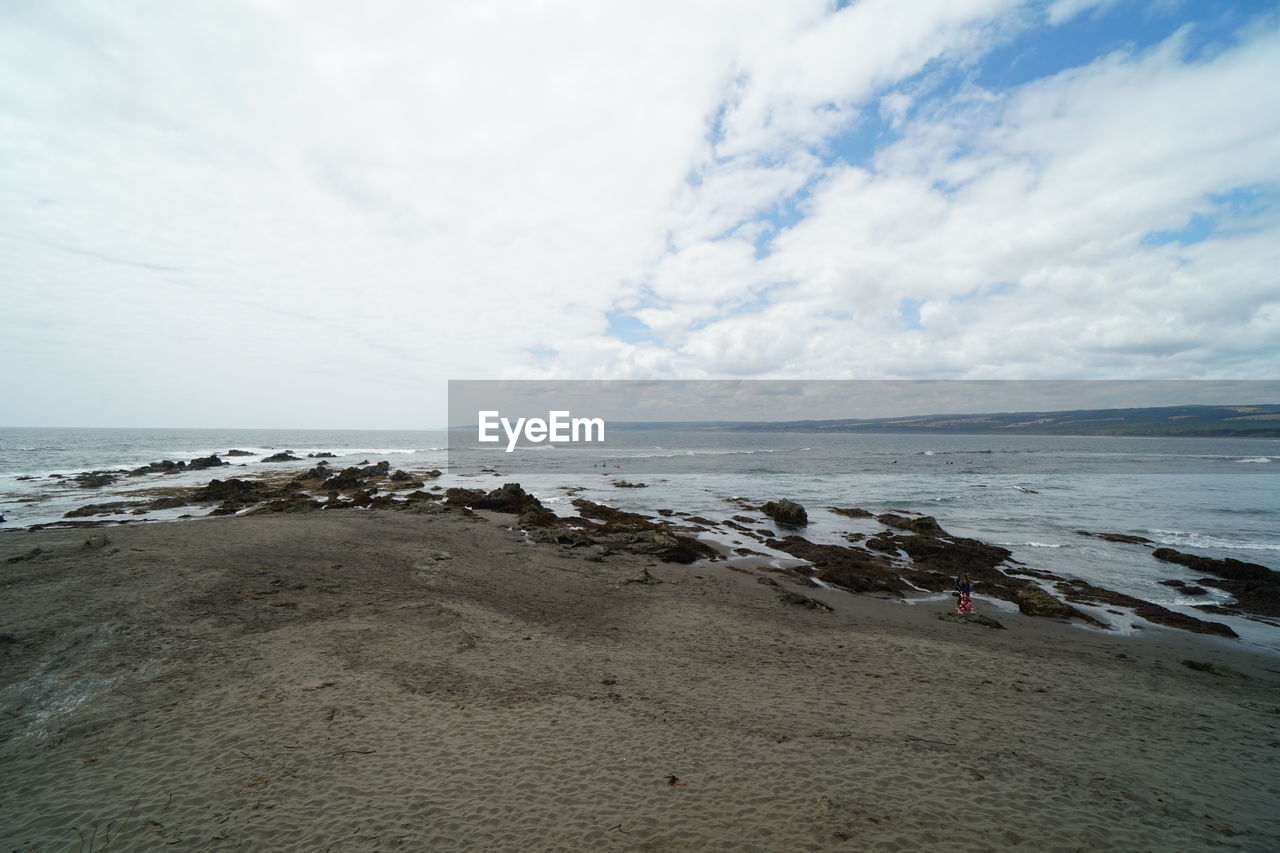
[999,541,1066,548]
[1152,529,1280,552]
[1234,456,1275,463]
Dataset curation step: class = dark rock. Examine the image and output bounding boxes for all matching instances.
[148,496,191,510]
[129,460,184,476]
[225,449,255,457]
[1055,579,1236,637]
[864,537,896,553]
[877,513,946,536]
[829,507,873,518]
[656,509,675,517]
[308,452,337,458]
[1152,548,1279,617]
[764,536,908,596]
[187,454,229,470]
[64,501,148,518]
[73,471,120,488]
[779,591,833,612]
[938,611,1006,629]
[192,478,271,504]
[612,480,647,488]
[762,499,808,526]
[444,483,543,514]
[250,494,325,514]
[1076,530,1154,545]
[1181,659,1248,679]
[260,452,301,463]
[1017,585,1092,621]
[569,499,647,522]
[389,469,413,482]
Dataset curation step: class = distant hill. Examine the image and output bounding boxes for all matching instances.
[610,404,1280,438]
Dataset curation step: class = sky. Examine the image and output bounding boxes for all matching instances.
[3,0,1278,429]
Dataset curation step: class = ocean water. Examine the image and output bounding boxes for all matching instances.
[2,427,1277,651]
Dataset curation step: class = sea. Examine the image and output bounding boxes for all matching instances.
[2,426,1278,652]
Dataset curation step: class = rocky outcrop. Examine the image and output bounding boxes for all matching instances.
[764,536,908,596]
[225,449,255,457]
[1152,548,1279,617]
[510,497,719,564]
[938,611,1005,629]
[64,501,148,518]
[129,460,184,475]
[1017,585,1096,622]
[192,478,272,505]
[762,499,808,526]
[446,483,543,514]
[260,452,301,463]
[73,471,121,488]
[877,513,946,536]
[320,461,391,491]
[1075,530,1154,545]
[307,452,337,458]
[1054,578,1236,637]
[187,455,229,470]
[828,507,873,518]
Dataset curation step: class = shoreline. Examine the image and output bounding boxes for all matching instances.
[4,507,1280,850]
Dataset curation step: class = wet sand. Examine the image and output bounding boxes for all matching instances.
[2,508,1278,851]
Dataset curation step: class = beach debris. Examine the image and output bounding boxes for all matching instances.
[623,567,662,585]
[1239,701,1279,714]
[1181,659,1248,679]
[937,611,1005,629]
[83,534,111,549]
[762,499,808,526]
[664,775,688,787]
[779,590,833,611]
[298,681,337,691]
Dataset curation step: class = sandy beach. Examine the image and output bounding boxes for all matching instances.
[2,505,1278,852]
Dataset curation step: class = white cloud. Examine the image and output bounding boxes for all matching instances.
[2,1,1277,426]
[585,20,1280,381]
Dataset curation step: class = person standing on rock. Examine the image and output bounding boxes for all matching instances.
[955,572,973,614]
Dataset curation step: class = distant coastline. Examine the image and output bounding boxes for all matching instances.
[603,403,1280,439]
